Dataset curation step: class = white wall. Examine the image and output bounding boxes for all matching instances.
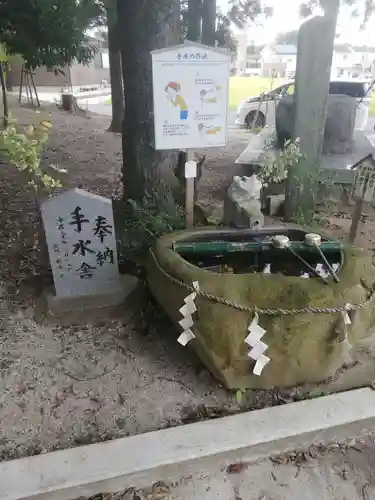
[235,32,248,74]
[260,46,296,77]
[101,52,109,69]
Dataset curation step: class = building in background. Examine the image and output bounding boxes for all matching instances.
[259,44,297,79]
[234,32,375,82]
[7,36,109,90]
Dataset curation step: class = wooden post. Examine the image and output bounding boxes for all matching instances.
[348,197,363,244]
[185,149,196,228]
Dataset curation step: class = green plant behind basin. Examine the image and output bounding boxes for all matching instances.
[257,138,304,187]
[119,183,185,262]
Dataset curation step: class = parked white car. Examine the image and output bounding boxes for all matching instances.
[235,80,372,131]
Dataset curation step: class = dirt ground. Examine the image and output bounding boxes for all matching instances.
[1,101,375,463]
[0,102,251,462]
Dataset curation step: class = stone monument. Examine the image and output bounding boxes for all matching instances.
[38,189,137,323]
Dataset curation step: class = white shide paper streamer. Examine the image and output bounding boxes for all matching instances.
[244,312,270,376]
[177,281,199,347]
[341,303,353,349]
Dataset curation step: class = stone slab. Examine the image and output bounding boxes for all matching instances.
[2,389,375,500]
[268,194,285,216]
[235,128,276,165]
[34,274,139,325]
[238,131,375,186]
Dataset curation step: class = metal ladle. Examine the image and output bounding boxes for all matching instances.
[271,235,329,284]
[304,233,340,283]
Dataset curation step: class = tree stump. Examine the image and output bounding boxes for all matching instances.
[61,93,74,112]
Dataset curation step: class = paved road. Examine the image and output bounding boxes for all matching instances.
[81,99,112,117]
[153,440,375,500]
[85,101,375,134]
[84,102,239,123]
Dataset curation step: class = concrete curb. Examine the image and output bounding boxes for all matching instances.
[2,388,375,500]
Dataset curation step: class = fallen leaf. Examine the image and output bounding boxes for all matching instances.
[151,481,170,500]
[227,462,248,474]
[122,488,146,500]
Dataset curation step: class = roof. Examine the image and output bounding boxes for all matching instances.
[272,44,297,55]
[351,154,375,171]
[352,45,375,53]
[246,44,265,56]
[334,44,354,54]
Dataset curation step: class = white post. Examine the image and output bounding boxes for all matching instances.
[185,149,197,228]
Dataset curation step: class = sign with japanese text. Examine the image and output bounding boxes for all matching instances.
[41,189,121,298]
[151,41,230,150]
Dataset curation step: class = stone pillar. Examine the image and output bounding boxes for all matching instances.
[285,1,340,222]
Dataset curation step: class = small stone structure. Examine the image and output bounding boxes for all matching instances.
[147,227,375,390]
[223,175,264,228]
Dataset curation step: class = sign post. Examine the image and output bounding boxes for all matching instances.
[151,41,230,227]
[184,150,197,227]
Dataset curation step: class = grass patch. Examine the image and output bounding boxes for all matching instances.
[105,76,375,116]
[228,76,279,110]
[370,94,375,117]
[229,76,375,118]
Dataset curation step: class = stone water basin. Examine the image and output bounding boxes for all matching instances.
[147,227,375,389]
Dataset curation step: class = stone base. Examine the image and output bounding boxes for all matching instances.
[35,275,139,325]
[267,194,285,216]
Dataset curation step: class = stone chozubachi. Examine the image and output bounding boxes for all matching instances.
[147,227,375,390]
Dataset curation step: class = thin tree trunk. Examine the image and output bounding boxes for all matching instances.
[107,6,124,133]
[188,0,202,41]
[201,0,216,46]
[118,0,180,202]
[0,62,8,127]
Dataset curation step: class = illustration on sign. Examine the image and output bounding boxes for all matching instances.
[41,189,121,298]
[151,42,230,150]
[197,123,222,135]
[165,82,189,120]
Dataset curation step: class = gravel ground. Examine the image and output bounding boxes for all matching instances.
[0,102,249,461]
[1,101,375,463]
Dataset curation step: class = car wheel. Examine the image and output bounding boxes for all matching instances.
[245,111,266,130]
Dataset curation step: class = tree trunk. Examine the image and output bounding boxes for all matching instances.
[107,6,124,133]
[0,62,8,127]
[188,0,202,41]
[285,2,339,223]
[118,0,180,202]
[201,0,216,46]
